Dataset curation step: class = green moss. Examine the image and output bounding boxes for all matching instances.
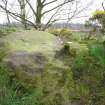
[0,40,9,61]
[0,27,17,37]
[3,59,75,105]
[38,62,75,105]
[4,30,59,57]
[48,29,60,36]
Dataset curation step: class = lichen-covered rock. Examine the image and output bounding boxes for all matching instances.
[3,51,48,88]
[1,30,63,88]
[3,30,61,56]
[4,51,48,74]
[1,30,76,105]
[37,62,75,105]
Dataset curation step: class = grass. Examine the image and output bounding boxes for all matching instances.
[0,63,41,105]
[90,44,105,68]
[0,27,17,37]
[71,31,87,42]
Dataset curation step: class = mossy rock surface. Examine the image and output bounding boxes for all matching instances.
[1,30,64,87]
[4,30,61,55]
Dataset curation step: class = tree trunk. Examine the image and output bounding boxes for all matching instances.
[36,0,43,29]
[2,0,10,26]
[6,2,10,26]
[6,12,10,26]
[18,0,27,29]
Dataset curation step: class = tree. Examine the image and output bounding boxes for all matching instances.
[85,0,105,34]
[91,10,105,33]
[0,0,93,30]
[1,0,10,26]
[102,0,105,11]
[18,0,27,29]
[25,0,76,29]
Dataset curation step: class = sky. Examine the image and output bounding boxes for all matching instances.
[0,0,104,24]
[71,0,104,23]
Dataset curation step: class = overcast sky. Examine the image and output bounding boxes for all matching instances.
[71,0,104,23]
[0,0,104,24]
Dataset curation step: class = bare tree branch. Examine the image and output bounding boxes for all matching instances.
[0,0,94,30]
[102,0,105,11]
[42,0,74,15]
[43,0,57,6]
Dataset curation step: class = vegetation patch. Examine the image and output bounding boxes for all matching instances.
[0,28,105,105]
